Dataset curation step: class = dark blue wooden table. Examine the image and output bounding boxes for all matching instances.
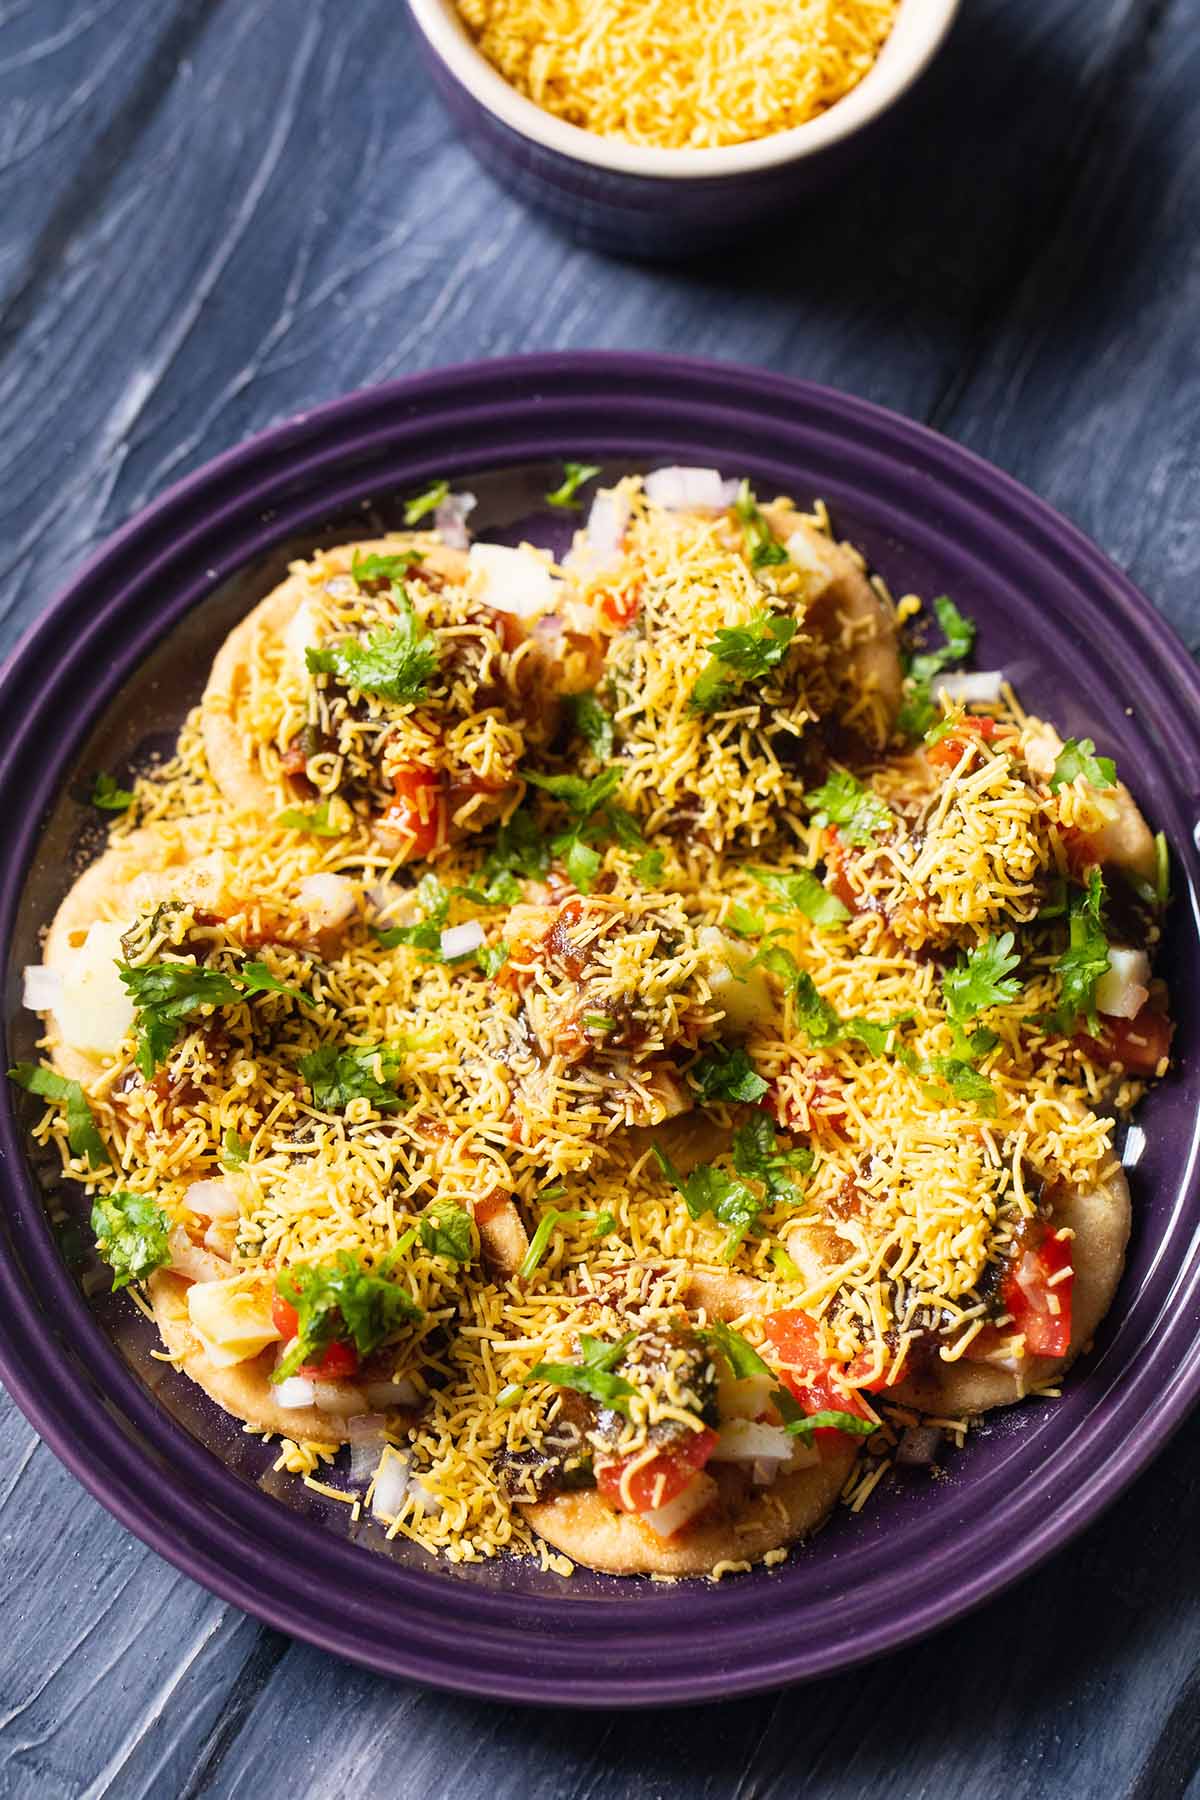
[3,2,1199,1794]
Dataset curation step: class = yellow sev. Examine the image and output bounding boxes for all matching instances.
[454,0,900,151]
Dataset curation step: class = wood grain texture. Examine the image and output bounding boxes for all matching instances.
[0,0,1198,1793]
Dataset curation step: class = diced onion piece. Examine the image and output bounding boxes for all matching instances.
[637,1470,719,1540]
[297,872,357,932]
[284,598,318,672]
[565,490,631,573]
[169,1225,231,1286]
[275,1376,317,1409]
[184,1179,240,1221]
[896,1425,942,1467]
[440,920,485,960]
[22,965,63,1012]
[371,1448,412,1519]
[709,1419,795,1465]
[312,1381,369,1417]
[348,1413,389,1485]
[644,467,735,512]
[937,670,1005,703]
[785,528,836,583]
[1096,947,1151,1020]
[364,1378,421,1410]
[434,490,477,550]
[716,1371,777,1421]
[55,920,135,1057]
[468,543,561,619]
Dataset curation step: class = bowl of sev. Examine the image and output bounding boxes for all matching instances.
[406,0,960,254]
[2,354,1199,1703]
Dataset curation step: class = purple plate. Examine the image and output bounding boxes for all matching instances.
[2,354,1199,1706]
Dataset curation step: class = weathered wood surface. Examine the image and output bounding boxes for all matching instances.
[1,0,1199,1793]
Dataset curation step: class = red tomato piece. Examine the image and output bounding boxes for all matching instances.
[1001,1227,1073,1359]
[596,1427,717,1514]
[378,766,442,859]
[271,1293,299,1339]
[599,586,640,628]
[926,716,999,769]
[1074,1005,1173,1078]
[761,1310,876,1432]
[299,1339,359,1380]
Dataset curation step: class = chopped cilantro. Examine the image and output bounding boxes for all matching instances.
[524,765,642,895]
[221,1127,249,1167]
[900,1048,997,1116]
[654,1142,765,1261]
[272,1252,422,1382]
[277,799,342,837]
[482,807,552,887]
[806,768,893,847]
[733,479,788,571]
[726,902,765,938]
[1049,737,1117,794]
[91,771,135,813]
[592,1210,617,1238]
[567,690,614,761]
[1155,831,1170,908]
[476,940,510,978]
[897,596,976,740]
[730,1112,813,1204]
[747,865,850,930]
[631,848,664,886]
[403,479,449,525]
[545,462,602,509]
[705,1318,773,1382]
[787,1409,878,1445]
[691,1043,769,1104]
[9,1062,107,1168]
[689,612,797,714]
[118,957,311,1078]
[519,1205,590,1279]
[942,932,1022,1025]
[373,872,449,953]
[1050,870,1109,1033]
[527,1332,638,1414]
[298,1041,406,1113]
[418,1199,474,1264]
[753,947,908,1057]
[351,549,423,585]
[306,597,437,703]
[90,1190,170,1290]
[454,871,523,908]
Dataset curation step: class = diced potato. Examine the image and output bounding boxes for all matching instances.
[56,921,135,1057]
[699,927,772,1036]
[187,1276,282,1367]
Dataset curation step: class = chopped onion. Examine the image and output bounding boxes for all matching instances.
[348,1413,389,1485]
[784,528,835,581]
[296,872,357,931]
[440,920,485,960]
[365,1378,421,1410]
[710,1419,794,1465]
[203,1221,237,1257]
[184,1179,240,1221]
[585,489,629,556]
[644,467,736,512]
[275,1376,317,1409]
[324,576,357,602]
[1121,1122,1147,1169]
[937,670,1005,704]
[22,965,62,1012]
[371,1448,412,1519]
[312,1381,369,1417]
[1096,946,1151,1020]
[167,1225,228,1284]
[433,490,477,550]
[638,1470,719,1540]
[715,1372,777,1421]
[468,542,560,618]
[896,1425,942,1467]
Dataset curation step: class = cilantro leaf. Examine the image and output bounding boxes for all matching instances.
[277,800,342,837]
[373,872,449,952]
[806,768,893,847]
[691,1043,769,1104]
[482,807,551,887]
[352,549,424,584]
[9,1062,108,1168]
[898,596,976,740]
[733,479,788,570]
[519,1204,590,1279]
[592,1210,617,1238]
[1155,831,1170,908]
[306,597,437,703]
[528,1331,639,1414]
[238,961,314,1007]
[476,940,510,978]
[403,479,449,526]
[545,462,602,509]
[221,1127,249,1167]
[299,1041,406,1113]
[454,871,523,908]
[90,1190,170,1290]
[901,1049,997,1116]
[689,613,797,714]
[1049,737,1117,794]
[1051,870,1109,1033]
[942,932,1022,1024]
[91,771,135,813]
[118,957,310,1077]
[726,902,765,938]
[747,865,850,930]
[524,765,642,895]
[654,1143,764,1260]
[705,1318,773,1381]
[567,691,614,760]
[753,948,908,1056]
[631,848,664,886]
[273,1252,422,1381]
[730,1111,813,1203]
[786,1409,878,1445]
[418,1199,474,1264]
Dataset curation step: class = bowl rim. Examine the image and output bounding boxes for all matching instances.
[3,351,1200,1705]
[406,0,961,180]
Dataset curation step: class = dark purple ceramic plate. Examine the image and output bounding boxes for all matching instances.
[2,354,1199,1706]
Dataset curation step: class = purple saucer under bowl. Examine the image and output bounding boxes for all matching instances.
[2,354,1199,1706]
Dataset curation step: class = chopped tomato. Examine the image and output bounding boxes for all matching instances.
[378,766,442,859]
[1074,1005,1172,1078]
[822,828,860,914]
[761,1310,878,1433]
[270,1292,360,1378]
[1001,1227,1073,1359]
[596,1427,717,1514]
[598,586,640,628]
[472,1188,513,1227]
[926,716,1000,769]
